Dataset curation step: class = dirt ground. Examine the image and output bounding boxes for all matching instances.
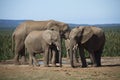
[0,57,120,80]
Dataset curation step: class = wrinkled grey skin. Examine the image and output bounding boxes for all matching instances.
[12,20,70,64]
[25,30,61,67]
[69,26,105,68]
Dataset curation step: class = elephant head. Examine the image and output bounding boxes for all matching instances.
[69,26,93,44]
[69,26,93,67]
[47,20,70,39]
[42,30,62,66]
[42,30,61,47]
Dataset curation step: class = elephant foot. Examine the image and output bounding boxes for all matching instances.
[92,64,101,67]
[98,65,101,67]
[92,64,97,67]
[71,65,75,68]
[81,66,87,68]
[97,63,101,67]
[81,62,87,68]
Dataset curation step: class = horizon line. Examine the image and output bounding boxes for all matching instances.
[0,19,120,25]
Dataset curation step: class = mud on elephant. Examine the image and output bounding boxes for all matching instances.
[69,26,105,68]
[25,30,62,67]
[12,20,70,64]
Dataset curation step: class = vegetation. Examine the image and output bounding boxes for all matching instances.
[0,29,14,61]
[0,26,120,61]
[103,27,120,56]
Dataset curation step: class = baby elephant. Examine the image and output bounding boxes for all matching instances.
[25,30,62,67]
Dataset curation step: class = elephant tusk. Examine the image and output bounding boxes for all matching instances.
[57,46,59,51]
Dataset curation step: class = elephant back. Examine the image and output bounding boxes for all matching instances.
[91,26,104,37]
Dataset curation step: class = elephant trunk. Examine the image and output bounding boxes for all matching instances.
[58,47,62,67]
[56,41,62,67]
[64,30,70,39]
[69,39,76,68]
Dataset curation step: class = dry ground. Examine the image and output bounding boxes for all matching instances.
[0,57,120,80]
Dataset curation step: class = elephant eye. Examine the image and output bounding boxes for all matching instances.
[51,29,54,31]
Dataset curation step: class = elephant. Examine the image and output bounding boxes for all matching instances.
[69,26,105,68]
[24,30,61,67]
[12,20,70,64]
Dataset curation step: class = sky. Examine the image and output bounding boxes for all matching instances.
[0,0,120,24]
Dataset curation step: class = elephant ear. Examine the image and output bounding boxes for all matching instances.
[81,27,93,44]
[42,30,52,45]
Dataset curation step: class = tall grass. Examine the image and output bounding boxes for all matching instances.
[0,29,14,61]
[103,27,120,56]
[0,27,120,61]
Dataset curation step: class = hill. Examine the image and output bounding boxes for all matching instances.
[0,19,26,29]
[68,23,120,28]
[0,19,120,29]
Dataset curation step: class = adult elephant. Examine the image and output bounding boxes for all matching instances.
[69,26,105,68]
[12,20,70,64]
[25,30,61,67]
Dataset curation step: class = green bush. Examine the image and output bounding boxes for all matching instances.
[103,27,120,56]
[0,30,14,61]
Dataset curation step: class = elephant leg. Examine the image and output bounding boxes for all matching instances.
[51,45,59,63]
[14,40,24,65]
[73,50,77,65]
[66,49,70,64]
[49,48,52,64]
[29,52,33,66]
[66,49,70,59]
[89,54,94,65]
[95,51,102,67]
[32,53,40,67]
[90,52,98,67]
[79,47,87,68]
[20,45,26,64]
[74,48,79,63]
[14,50,20,65]
[44,48,49,67]
[51,50,56,67]
[73,52,76,66]
[70,49,74,67]
[55,50,59,63]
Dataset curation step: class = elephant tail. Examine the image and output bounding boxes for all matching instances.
[24,44,27,58]
[12,33,15,53]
